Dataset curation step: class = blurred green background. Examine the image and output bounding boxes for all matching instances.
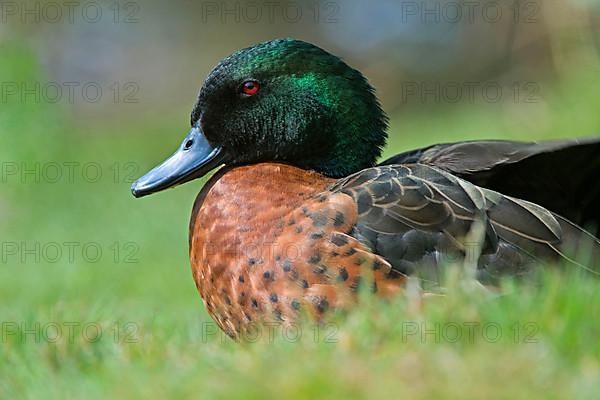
[1,0,600,398]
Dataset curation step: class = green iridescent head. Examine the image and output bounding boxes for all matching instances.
[132,38,388,197]
[194,38,388,175]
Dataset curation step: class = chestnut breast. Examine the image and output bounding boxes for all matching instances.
[188,163,403,337]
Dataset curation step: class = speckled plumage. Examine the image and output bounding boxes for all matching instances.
[189,163,404,336]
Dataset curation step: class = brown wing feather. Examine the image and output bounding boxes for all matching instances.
[379,137,600,229]
[330,164,600,281]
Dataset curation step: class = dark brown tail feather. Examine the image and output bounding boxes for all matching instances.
[549,214,600,275]
[481,191,600,274]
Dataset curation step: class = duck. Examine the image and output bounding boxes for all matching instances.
[131,38,600,338]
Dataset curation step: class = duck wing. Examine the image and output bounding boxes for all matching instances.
[330,163,600,286]
[379,137,600,231]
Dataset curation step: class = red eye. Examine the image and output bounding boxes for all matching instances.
[241,80,260,96]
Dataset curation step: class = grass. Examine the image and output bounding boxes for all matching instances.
[1,41,599,399]
[1,270,599,399]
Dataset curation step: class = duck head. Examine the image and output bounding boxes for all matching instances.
[131,38,387,198]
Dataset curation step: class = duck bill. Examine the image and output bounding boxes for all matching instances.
[131,127,227,198]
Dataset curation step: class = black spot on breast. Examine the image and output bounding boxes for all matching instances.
[238,275,245,283]
[291,299,301,310]
[310,212,328,227]
[295,226,303,234]
[263,271,272,280]
[282,259,293,272]
[372,259,383,270]
[337,267,349,281]
[251,298,259,308]
[344,248,357,256]
[331,234,348,247]
[334,211,345,227]
[308,254,321,264]
[270,293,278,302]
[313,264,327,274]
[316,298,329,314]
[310,232,324,240]
[283,259,293,272]
[302,279,309,289]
